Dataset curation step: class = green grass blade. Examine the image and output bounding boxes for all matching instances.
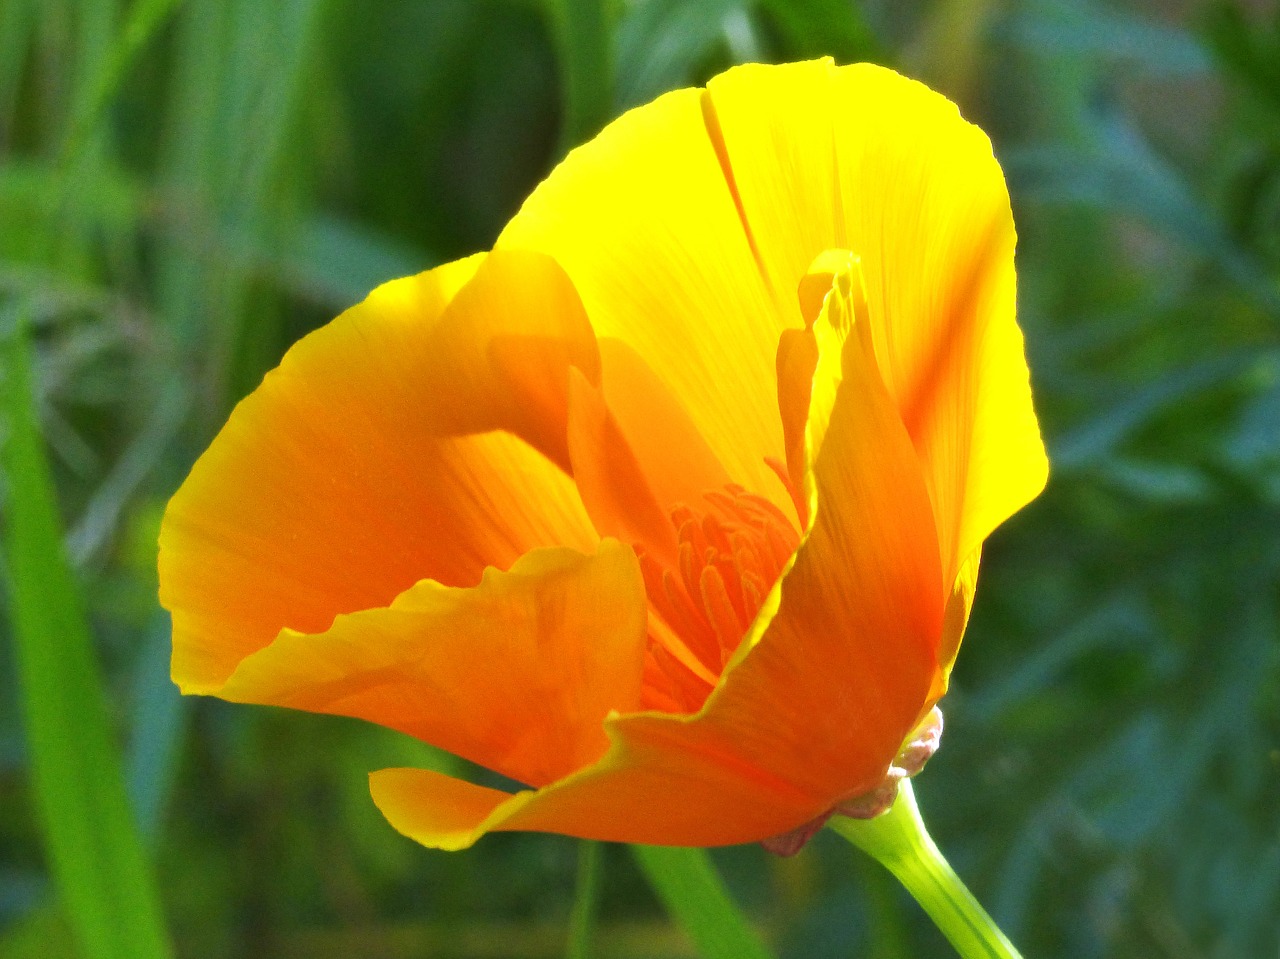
[0,0,36,127]
[0,305,174,959]
[631,845,774,959]
[125,611,187,846]
[60,0,188,164]
[156,0,325,412]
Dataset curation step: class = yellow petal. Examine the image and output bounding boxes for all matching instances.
[773,327,819,524]
[831,64,1048,584]
[161,257,597,693]
[773,249,859,523]
[218,541,647,788]
[703,59,843,323]
[705,59,1048,587]
[497,85,789,512]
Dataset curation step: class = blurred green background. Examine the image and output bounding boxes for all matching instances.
[2,0,1278,956]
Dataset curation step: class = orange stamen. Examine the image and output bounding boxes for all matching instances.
[639,480,801,712]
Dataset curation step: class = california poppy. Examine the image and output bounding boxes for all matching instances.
[159,58,1047,852]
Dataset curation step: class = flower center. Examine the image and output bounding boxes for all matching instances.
[636,484,801,712]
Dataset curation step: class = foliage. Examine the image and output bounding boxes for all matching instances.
[1,0,1276,956]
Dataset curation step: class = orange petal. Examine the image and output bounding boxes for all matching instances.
[370,711,818,850]
[370,767,519,851]
[564,338,747,558]
[565,366,679,561]
[218,541,647,787]
[161,257,597,693]
[705,59,1048,588]
[497,85,789,513]
[421,248,601,470]
[678,260,944,811]
[595,338,733,516]
[366,270,946,851]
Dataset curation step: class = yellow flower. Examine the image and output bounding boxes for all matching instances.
[159,59,1047,851]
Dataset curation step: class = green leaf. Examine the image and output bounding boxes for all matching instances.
[1203,0,1280,117]
[1005,112,1280,312]
[0,0,37,124]
[755,0,882,64]
[0,305,174,959]
[614,0,741,110]
[631,845,774,959]
[1050,351,1261,470]
[1000,1,1211,76]
[156,0,327,410]
[282,214,432,308]
[545,0,615,153]
[0,905,78,959]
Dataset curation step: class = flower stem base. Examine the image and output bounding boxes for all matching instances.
[828,780,1023,959]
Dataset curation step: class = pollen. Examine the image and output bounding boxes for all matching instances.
[638,483,801,712]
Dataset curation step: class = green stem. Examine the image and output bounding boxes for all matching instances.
[827,781,1022,959]
[565,840,603,959]
[631,845,774,959]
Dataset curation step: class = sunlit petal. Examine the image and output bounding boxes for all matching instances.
[830,64,1048,586]
[219,541,647,787]
[497,86,789,511]
[703,59,841,322]
[705,59,1047,589]
[370,767,517,852]
[935,546,982,691]
[370,713,817,849]
[161,258,597,693]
